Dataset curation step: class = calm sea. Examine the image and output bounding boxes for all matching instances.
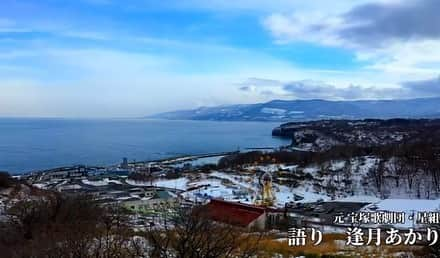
[0,118,289,174]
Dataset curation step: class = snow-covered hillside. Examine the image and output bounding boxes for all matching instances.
[150,98,440,121]
[146,154,440,208]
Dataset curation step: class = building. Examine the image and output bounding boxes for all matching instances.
[41,166,88,180]
[123,190,179,214]
[121,157,129,169]
[204,199,268,230]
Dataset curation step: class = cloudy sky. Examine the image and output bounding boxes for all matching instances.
[1,0,439,117]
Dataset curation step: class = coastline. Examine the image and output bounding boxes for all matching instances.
[0,118,288,174]
[14,150,240,177]
[15,146,286,177]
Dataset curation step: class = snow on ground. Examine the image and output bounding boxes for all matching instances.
[184,179,233,199]
[287,186,331,204]
[152,177,189,190]
[273,183,331,207]
[289,156,380,200]
[335,195,381,203]
[58,184,82,190]
[82,178,123,186]
[0,199,5,214]
[190,156,224,166]
[374,199,440,212]
[210,171,254,190]
[181,173,255,204]
[303,166,319,175]
[117,196,134,201]
[357,156,379,174]
[330,160,346,170]
[107,179,122,184]
[207,170,332,207]
[126,177,189,189]
[274,185,294,207]
[32,183,47,189]
[125,179,152,187]
[82,179,108,186]
[261,108,286,115]
[253,164,279,173]
[279,164,298,171]
[173,156,225,168]
[363,199,440,228]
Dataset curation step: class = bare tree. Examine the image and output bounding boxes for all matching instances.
[0,193,142,258]
[144,207,263,258]
[388,157,403,188]
[0,172,13,189]
[368,160,385,198]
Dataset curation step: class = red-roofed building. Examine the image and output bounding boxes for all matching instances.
[204,199,268,230]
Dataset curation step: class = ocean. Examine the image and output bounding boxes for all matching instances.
[0,118,290,174]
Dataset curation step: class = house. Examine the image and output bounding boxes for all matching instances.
[147,190,179,209]
[204,199,267,230]
[123,190,179,214]
[43,171,69,180]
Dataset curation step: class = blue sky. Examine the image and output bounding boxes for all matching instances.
[1,0,440,117]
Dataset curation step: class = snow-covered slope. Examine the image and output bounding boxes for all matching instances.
[150,98,440,121]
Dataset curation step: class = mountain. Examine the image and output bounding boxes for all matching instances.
[149,97,440,121]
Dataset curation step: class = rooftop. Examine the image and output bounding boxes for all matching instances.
[205,199,266,227]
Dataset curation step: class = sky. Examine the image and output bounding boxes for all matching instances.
[1,0,440,117]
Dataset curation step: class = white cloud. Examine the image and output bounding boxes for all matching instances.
[2,0,439,117]
[262,12,345,46]
[0,43,300,117]
[359,40,440,75]
[263,0,440,82]
[237,76,440,101]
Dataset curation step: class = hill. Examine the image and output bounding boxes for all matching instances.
[150,97,440,121]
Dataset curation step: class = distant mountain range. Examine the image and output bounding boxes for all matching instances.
[149,97,440,122]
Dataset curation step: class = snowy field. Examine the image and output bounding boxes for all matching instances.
[153,177,189,189]
[82,178,123,186]
[374,199,440,212]
[126,177,189,189]
[363,199,440,228]
[29,155,440,216]
[172,156,225,168]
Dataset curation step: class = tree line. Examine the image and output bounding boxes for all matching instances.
[0,189,263,258]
